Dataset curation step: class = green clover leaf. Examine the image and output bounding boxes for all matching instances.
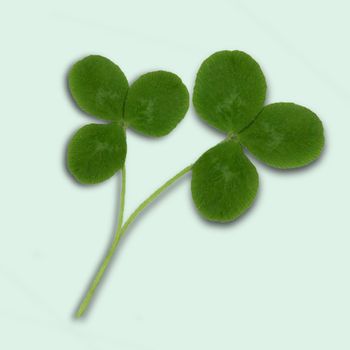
[192,50,325,222]
[193,50,266,133]
[191,140,258,222]
[67,55,189,184]
[69,55,128,121]
[239,103,325,169]
[67,123,127,184]
[125,71,189,136]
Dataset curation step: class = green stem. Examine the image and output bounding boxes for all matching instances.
[119,164,192,238]
[117,165,126,233]
[75,164,192,318]
[75,165,126,318]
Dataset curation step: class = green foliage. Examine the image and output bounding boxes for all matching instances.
[125,71,189,137]
[69,55,128,121]
[67,123,126,184]
[191,51,325,222]
[193,50,266,133]
[66,50,326,318]
[239,103,324,169]
[191,140,258,222]
[67,55,189,185]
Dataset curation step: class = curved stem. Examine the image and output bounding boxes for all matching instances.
[119,165,192,238]
[75,164,192,318]
[75,165,126,318]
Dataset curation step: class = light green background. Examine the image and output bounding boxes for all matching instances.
[0,0,349,349]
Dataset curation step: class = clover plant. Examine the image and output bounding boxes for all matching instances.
[67,55,189,316]
[191,51,324,221]
[66,51,324,318]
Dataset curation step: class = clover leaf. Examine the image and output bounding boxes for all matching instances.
[239,103,325,168]
[67,123,127,184]
[191,140,259,222]
[69,55,128,121]
[191,50,325,222]
[125,71,189,136]
[193,50,266,133]
[67,55,189,184]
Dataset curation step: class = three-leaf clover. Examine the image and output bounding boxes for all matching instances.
[67,55,189,184]
[67,55,189,317]
[191,50,324,222]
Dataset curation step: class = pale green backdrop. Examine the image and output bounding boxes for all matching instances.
[0,0,349,349]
